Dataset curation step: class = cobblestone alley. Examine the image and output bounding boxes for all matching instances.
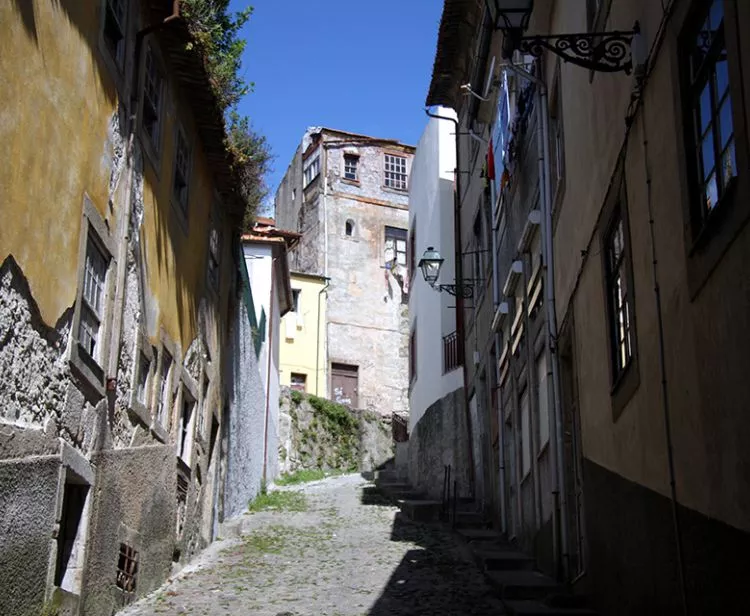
[118,474,506,616]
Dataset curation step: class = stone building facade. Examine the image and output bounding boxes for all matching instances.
[275,128,414,416]
[426,0,750,613]
[0,2,258,614]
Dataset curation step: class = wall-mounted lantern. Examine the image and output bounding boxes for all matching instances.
[486,0,640,74]
[418,247,474,298]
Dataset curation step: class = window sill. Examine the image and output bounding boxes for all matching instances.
[127,399,152,429]
[382,185,408,195]
[341,178,360,186]
[68,341,105,403]
[151,420,169,444]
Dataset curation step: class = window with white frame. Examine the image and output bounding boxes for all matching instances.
[384,226,407,268]
[303,155,320,188]
[344,154,359,181]
[384,154,408,190]
[172,127,191,217]
[207,212,221,291]
[136,352,151,405]
[142,44,163,154]
[157,349,172,428]
[79,235,109,363]
[103,0,128,69]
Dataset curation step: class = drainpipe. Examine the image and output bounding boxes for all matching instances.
[315,277,331,396]
[503,60,568,579]
[262,257,277,485]
[108,1,181,381]
[425,107,475,499]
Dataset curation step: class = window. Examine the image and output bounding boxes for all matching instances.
[408,225,416,280]
[303,155,320,187]
[384,226,407,268]
[136,352,150,404]
[55,479,89,592]
[604,211,634,380]
[172,127,191,217]
[178,390,195,464]
[586,0,602,30]
[409,326,417,384]
[79,235,109,363]
[536,350,549,449]
[142,44,163,154]
[290,373,307,392]
[345,219,354,236]
[685,0,736,228]
[549,63,565,206]
[344,154,359,181]
[116,543,139,593]
[207,213,221,292]
[291,289,301,312]
[157,350,172,428]
[520,389,530,477]
[384,154,408,190]
[103,0,127,69]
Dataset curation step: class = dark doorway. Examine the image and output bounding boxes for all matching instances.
[55,478,89,588]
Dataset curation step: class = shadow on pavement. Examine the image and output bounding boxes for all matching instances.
[360,504,504,615]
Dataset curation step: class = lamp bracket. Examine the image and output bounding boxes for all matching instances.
[517,22,640,74]
[436,284,474,299]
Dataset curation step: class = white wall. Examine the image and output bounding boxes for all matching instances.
[242,242,282,480]
[408,108,463,431]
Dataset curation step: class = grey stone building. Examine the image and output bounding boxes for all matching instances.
[274,128,414,416]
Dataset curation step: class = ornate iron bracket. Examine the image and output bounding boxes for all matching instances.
[518,22,640,74]
[435,284,474,299]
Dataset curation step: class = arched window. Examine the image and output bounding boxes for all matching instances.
[345,219,354,236]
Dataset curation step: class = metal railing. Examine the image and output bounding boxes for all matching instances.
[443,331,463,374]
[392,412,409,443]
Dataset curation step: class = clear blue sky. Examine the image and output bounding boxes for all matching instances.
[229,0,444,213]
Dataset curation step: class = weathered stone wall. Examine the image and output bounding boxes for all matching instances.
[223,297,266,519]
[0,456,60,616]
[277,387,393,476]
[407,387,472,500]
[81,445,175,616]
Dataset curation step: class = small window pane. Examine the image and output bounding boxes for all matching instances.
[721,140,736,184]
[701,129,715,180]
[699,84,712,132]
[719,98,734,148]
[704,172,718,211]
[716,59,729,99]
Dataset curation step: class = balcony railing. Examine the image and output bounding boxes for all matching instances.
[392,412,409,443]
[443,331,463,374]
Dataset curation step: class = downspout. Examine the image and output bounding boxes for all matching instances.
[262,257,277,485]
[503,60,568,579]
[315,278,331,396]
[108,1,182,381]
[425,107,475,499]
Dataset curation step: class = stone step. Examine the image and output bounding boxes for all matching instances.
[399,499,443,523]
[457,528,506,542]
[485,570,561,600]
[374,481,413,491]
[503,600,596,615]
[375,469,399,482]
[388,489,427,501]
[472,546,535,571]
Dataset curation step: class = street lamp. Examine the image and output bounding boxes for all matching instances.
[487,0,640,74]
[418,247,474,298]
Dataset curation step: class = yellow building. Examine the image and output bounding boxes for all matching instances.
[279,272,329,396]
[0,2,248,615]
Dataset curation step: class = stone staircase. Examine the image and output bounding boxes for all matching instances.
[368,462,597,616]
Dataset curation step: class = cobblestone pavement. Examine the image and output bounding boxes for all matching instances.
[119,474,505,616]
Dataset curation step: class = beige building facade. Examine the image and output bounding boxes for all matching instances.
[426,0,750,613]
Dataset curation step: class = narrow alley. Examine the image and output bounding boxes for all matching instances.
[118,474,506,616]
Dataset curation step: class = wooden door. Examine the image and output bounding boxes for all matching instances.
[331,363,358,408]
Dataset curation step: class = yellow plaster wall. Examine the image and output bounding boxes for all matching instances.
[279,274,327,396]
[0,1,117,325]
